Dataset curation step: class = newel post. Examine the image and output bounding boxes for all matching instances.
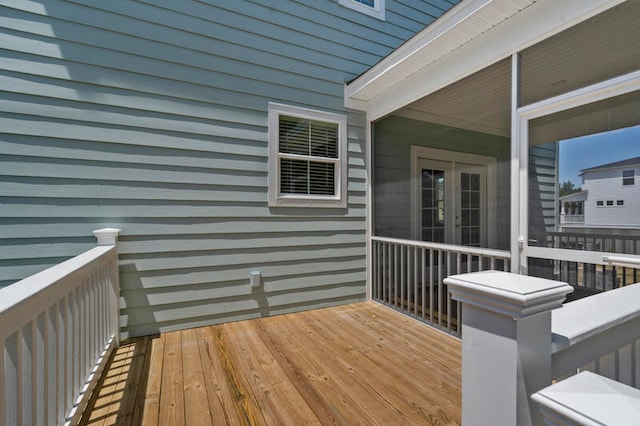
[93,228,122,346]
[445,271,573,426]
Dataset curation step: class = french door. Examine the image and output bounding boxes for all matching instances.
[411,147,496,248]
[418,159,487,246]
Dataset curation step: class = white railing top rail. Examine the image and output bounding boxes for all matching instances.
[371,235,511,259]
[602,255,640,267]
[0,228,121,426]
[0,245,114,342]
[551,283,640,353]
[526,245,640,265]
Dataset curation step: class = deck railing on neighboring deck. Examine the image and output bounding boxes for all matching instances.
[371,236,510,336]
[0,228,121,426]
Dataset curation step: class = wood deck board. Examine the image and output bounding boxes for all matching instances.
[140,333,164,426]
[304,307,460,422]
[80,301,461,425]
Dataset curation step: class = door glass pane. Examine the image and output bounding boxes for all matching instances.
[460,172,481,247]
[421,169,445,242]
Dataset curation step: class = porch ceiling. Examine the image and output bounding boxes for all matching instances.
[395,58,511,137]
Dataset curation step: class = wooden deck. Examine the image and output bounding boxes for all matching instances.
[80,301,461,425]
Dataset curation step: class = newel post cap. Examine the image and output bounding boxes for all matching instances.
[93,228,122,246]
[445,270,573,318]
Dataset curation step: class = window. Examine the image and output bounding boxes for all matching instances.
[617,200,624,206]
[338,0,385,20]
[596,200,604,207]
[623,169,635,185]
[268,103,347,208]
[606,200,614,206]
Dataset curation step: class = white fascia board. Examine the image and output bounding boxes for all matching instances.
[346,0,498,99]
[348,0,624,121]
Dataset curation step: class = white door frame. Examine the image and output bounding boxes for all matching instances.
[514,69,640,274]
[410,146,497,247]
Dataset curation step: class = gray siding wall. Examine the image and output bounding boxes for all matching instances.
[374,116,511,250]
[528,143,558,239]
[0,0,457,337]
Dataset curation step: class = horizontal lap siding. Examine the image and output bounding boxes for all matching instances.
[529,144,558,233]
[0,0,457,335]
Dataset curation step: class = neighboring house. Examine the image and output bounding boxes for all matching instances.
[561,157,640,229]
[3,0,640,339]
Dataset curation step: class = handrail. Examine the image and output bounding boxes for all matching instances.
[0,228,121,426]
[0,246,114,341]
[602,254,640,267]
[551,283,640,380]
[371,236,511,259]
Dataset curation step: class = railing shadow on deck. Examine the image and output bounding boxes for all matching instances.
[80,335,157,426]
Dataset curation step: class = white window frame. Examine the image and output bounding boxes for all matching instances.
[268,102,348,208]
[338,0,385,20]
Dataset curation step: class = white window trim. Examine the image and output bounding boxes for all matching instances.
[623,169,635,186]
[268,102,348,208]
[338,0,385,20]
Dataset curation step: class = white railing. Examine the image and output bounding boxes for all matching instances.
[0,228,121,426]
[560,214,584,224]
[371,236,510,336]
[445,271,640,425]
[551,283,640,388]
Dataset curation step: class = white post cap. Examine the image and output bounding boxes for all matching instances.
[445,270,573,318]
[93,228,122,246]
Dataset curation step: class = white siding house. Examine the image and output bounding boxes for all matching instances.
[573,157,640,228]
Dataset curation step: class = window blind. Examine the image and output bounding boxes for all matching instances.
[279,116,338,196]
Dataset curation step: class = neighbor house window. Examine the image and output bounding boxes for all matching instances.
[596,200,604,206]
[338,0,385,20]
[268,103,347,208]
[617,200,624,206]
[623,169,635,185]
[606,200,614,206]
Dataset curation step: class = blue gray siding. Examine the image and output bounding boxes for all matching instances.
[0,0,458,336]
[374,116,511,250]
[529,143,558,237]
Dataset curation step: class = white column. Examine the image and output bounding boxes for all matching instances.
[445,271,573,426]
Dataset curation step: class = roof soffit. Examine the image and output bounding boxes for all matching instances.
[346,0,626,120]
[346,0,536,101]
